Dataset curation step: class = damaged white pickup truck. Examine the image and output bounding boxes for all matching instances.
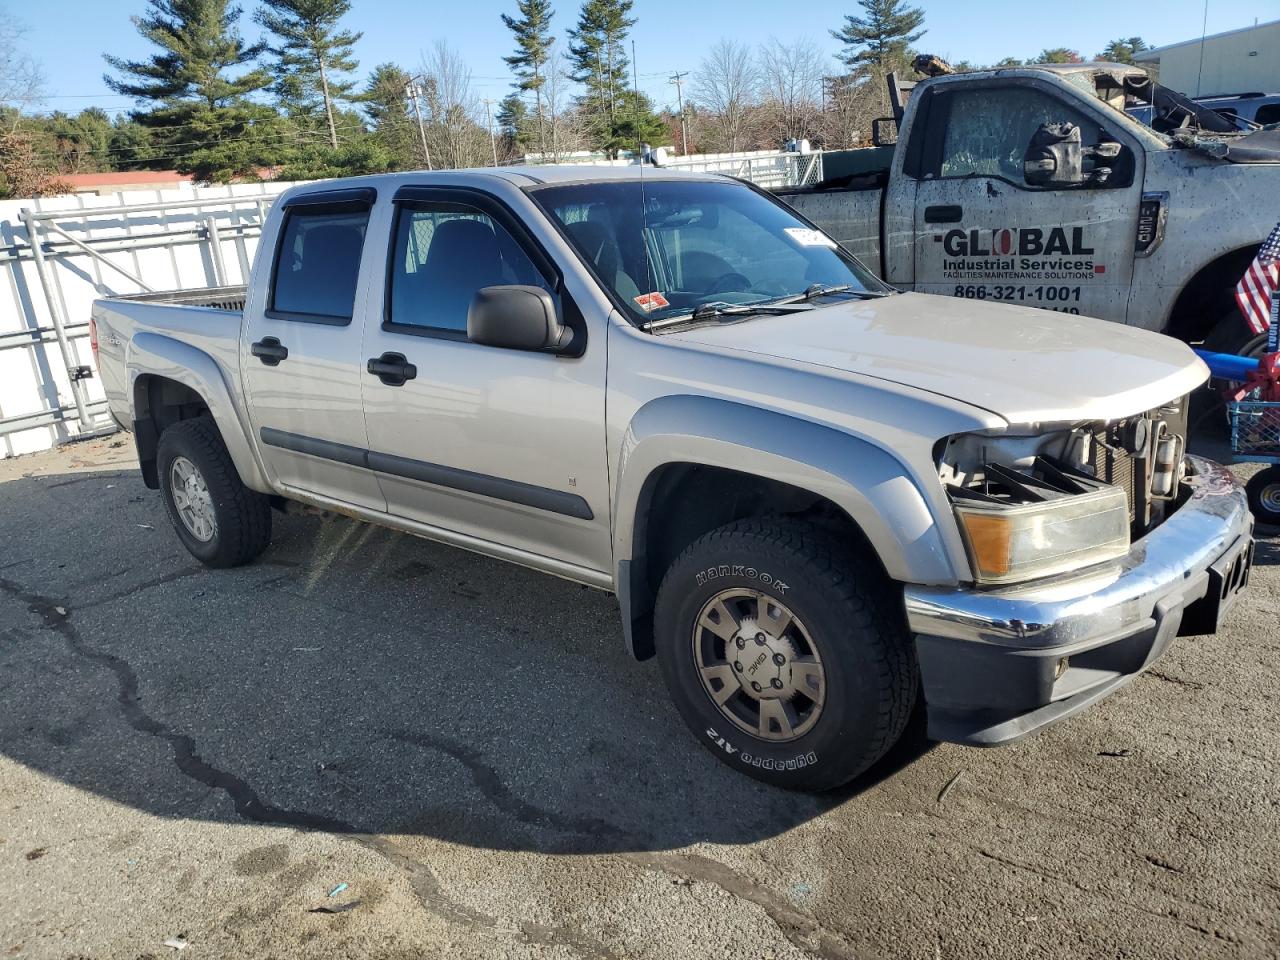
[784,61,1280,354]
[92,168,1254,790]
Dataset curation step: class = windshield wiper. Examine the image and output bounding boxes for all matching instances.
[643,300,812,331]
[775,282,891,304]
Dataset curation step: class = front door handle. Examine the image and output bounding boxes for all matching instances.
[251,337,289,366]
[924,204,963,223]
[367,352,417,387]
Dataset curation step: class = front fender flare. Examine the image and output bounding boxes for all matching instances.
[612,395,963,655]
[128,332,271,493]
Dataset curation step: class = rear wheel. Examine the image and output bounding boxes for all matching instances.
[653,518,917,792]
[1246,466,1280,526]
[157,418,272,568]
[1203,310,1268,358]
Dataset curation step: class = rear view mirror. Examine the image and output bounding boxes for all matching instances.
[1024,122,1085,186]
[468,285,572,353]
[1024,123,1127,188]
[871,117,898,147]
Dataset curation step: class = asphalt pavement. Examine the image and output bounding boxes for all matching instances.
[1,434,1277,959]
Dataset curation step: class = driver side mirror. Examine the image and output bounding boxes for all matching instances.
[1024,122,1127,188]
[468,285,573,354]
[871,117,898,147]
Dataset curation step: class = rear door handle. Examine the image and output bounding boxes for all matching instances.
[924,204,963,223]
[251,337,288,366]
[367,352,417,387]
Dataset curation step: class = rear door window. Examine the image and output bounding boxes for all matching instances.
[270,209,369,322]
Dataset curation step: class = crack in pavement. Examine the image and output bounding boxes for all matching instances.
[389,730,638,843]
[389,731,863,959]
[974,846,1227,941]
[0,575,354,833]
[361,835,622,960]
[74,567,207,612]
[626,852,865,960]
[1,571,853,960]
[1144,669,1207,691]
[0,574,629,960]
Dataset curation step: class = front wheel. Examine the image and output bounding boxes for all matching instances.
[1246,466,1280,526]
[653,519,918,792]
[157,418,272,568]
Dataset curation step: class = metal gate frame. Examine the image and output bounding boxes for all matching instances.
[2,192,279,442]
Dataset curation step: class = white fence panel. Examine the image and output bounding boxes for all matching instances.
[0,181,295,459]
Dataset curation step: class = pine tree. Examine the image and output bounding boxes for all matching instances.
[256,0,361,150]
[501,0,555,155]
[1037,48,1083,64]
[566,0,634,145]
[104,0,279,181]
[362,63,417,169]
[496,92,531,153]
[611,88,665,152]
[1099,37,1148,64]
[831,0,926,71]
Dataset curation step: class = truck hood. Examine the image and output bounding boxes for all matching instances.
[1174,127,1280,164]
[665,292,1208,425]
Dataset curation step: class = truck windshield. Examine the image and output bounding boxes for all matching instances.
[532,179,888,326]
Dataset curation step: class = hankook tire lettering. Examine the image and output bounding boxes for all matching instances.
[694,566,789,593]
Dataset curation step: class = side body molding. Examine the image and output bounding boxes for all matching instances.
[612,394,960,657]
[128,332,271,493]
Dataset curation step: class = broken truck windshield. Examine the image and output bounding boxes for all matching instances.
[532,179,886,326]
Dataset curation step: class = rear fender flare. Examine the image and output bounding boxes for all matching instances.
[128,332,271,493]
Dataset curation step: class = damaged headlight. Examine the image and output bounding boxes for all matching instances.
[949,458,1130,585]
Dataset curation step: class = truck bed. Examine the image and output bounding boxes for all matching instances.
[93,288,247,430]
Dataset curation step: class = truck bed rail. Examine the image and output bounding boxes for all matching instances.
[105,285,248,312]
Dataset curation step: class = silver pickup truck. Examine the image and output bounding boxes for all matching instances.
[92,167,1254,791]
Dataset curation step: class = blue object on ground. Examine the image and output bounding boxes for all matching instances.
[1193,348,1261,382]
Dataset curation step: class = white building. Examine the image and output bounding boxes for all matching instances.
[1134,19,1280,97]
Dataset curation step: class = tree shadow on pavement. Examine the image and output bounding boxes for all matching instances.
[0,469,934,855]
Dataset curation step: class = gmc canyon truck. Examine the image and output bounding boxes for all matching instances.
[782,62,1280,354]
[92,168,1254,791]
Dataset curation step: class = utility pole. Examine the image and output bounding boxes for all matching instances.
[669,70,689,156]
[483,99,499,166]
[406,80,433,171]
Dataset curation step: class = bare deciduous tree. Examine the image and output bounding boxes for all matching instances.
[692,38,759,152]
[541,44,592,161]
[758,37,824,143]
[1,15,44,131]
[417,41,491,170]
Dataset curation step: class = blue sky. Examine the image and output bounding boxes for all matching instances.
[12,0,1275,114]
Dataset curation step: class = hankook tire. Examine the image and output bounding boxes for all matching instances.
[654,518,918,791]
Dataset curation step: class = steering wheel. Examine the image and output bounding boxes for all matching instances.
[708,272,751,294]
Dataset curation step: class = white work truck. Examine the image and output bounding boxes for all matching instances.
[92,167,1253,791]
[784,62,1280,353]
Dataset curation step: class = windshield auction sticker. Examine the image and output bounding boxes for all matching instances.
[785,228,838,249]
[634,292,670,312]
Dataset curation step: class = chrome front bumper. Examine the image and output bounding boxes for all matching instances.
[904,456,1254,745]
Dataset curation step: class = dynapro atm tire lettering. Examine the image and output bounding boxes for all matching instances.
[936,226,1103,282]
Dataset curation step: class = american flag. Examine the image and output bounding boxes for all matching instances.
[1236,221,1280,335]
